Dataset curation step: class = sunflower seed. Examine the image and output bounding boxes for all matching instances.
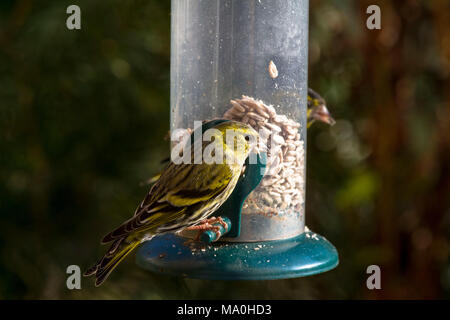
[240,96,261,111]
[285,156,296,162]
[268,60,279,79]
[230,100,246,112]
[263,104,277,118]
[247,112,267,122]
[272,134,285,145]
[254,107,270,119]
[261,192,273,205]
[269,191,281,198]
[264,122,282,133]
[273,115,288,124]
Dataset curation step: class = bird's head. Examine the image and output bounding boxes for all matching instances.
[213,121,260,164]
[307,88,336,126]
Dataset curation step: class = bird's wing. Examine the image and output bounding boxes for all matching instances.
[101,161,234,244]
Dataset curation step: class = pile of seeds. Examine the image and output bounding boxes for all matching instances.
[223,96,305,215]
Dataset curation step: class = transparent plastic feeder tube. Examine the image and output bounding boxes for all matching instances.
[171,0,309,241]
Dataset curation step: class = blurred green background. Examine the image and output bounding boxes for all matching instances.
[1,0,449,299]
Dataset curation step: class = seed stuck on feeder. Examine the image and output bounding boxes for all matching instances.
[268,60,279,79]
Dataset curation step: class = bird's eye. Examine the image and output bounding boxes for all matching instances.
[245,136,250,141]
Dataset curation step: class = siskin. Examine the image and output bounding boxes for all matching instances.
[85,121,259,286]
[307,88,336,128]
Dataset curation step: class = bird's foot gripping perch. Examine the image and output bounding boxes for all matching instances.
[185,216,231,244]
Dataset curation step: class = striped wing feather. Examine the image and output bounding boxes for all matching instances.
[101,160,234,244]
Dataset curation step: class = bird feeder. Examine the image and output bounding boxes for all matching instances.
[136,0,338,279]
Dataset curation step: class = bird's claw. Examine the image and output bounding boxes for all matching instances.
[186,216,229,242]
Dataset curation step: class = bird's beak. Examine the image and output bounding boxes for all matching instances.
[312,105,336,126]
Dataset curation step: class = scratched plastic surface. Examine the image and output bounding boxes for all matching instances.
[136,231,338,280]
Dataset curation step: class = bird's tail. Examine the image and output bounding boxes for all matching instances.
[84,237,140,286]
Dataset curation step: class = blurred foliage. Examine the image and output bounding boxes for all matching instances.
[0,0,449,299]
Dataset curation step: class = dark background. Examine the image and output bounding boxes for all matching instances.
[1,0,449,299]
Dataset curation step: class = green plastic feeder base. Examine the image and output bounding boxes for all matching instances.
[136,230,338,280]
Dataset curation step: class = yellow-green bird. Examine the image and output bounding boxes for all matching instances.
[84,121,259,286]
[307,88,336,128]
